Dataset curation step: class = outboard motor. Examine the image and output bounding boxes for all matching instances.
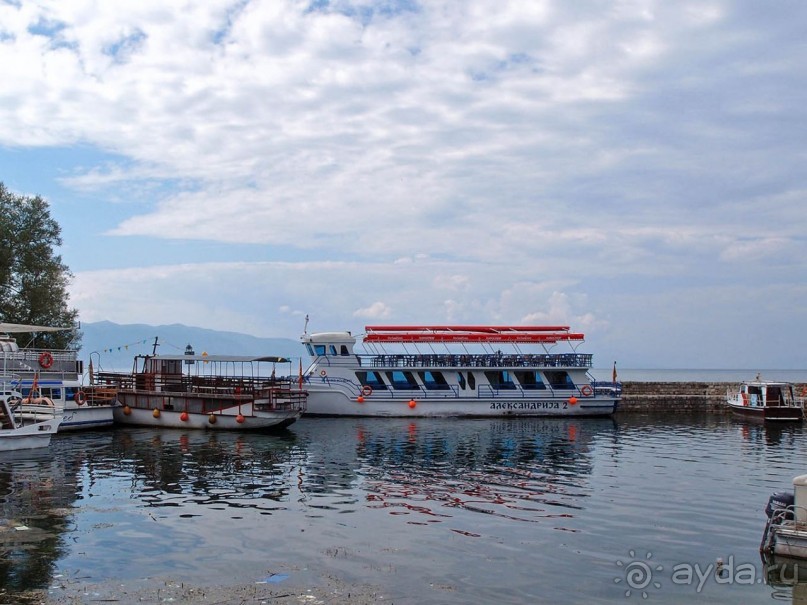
[766,491,795,523]
[762,491,795,553]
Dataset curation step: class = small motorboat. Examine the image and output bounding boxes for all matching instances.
[761,475,807,559]
[0,396,62,451]
[726,379,804,422]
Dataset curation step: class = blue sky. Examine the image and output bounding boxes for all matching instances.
[1,0,806,369]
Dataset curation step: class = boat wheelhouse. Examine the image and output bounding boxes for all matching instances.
[301,325,621,417]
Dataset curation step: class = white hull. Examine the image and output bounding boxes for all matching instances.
[305,388,617,417]
[0,417,61,451]
[60,403,115,431]
[113,404,300,430]
[770,525,807,559]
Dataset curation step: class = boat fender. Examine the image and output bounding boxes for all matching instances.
[208,413,217,424]
[408,399,416,409]
[152,408,161,418]
[580,385,593,397]
[765,491,795,523]
[361,385,373,397]
[74,391,87,405]
[569,396,578,406]
[39,352,54,369]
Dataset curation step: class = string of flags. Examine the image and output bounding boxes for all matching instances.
[100,338,151,354]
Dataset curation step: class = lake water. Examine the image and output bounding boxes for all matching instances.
[2,414,807,604]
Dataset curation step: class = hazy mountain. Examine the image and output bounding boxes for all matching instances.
[79,321,307,371]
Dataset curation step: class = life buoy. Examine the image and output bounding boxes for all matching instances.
[74,391,87,405]
[580,385,594,397]
[361,385,373,397]
[39,352,54,369]
[801,386,807,397]
[320,370,327,377]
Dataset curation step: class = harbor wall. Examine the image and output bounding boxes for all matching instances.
[616,382,807,414]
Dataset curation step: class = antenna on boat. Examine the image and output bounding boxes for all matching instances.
[303,314,309,335]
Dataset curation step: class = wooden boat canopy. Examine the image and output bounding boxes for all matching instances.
[363,325,584,344]
[137,354,292,364]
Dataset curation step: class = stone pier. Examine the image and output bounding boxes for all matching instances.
[615,382,807,414]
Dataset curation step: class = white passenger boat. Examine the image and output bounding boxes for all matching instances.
[95,351,306,431]
[301,325,621,417]
[1,323,115,431]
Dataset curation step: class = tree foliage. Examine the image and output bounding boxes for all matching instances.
[0,182,80,349]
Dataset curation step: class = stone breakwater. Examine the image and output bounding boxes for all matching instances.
[616,382,807,414]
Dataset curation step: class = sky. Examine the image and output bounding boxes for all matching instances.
[1,0,806,370]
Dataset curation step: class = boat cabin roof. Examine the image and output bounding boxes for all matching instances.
[363,325,585,344]
[141,354,292,363]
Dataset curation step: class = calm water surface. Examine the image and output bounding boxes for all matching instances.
[1,415,806,604]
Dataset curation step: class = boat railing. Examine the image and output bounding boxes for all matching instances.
[592,381,623,396]
[95,371,302,397]
[365,353,593,369]
[1,347,82,375]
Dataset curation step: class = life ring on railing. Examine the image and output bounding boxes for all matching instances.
[39,352,54,369]
[361,385,373,397]
[801,386,807,397]
[74,390,87,405]
[580,385,594,397]
[320,370,327,377]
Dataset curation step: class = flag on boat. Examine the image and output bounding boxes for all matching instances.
[89,359,95,385]
[612,362,618,383]
[298,358,303,389]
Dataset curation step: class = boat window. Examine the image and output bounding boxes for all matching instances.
[418,371,450,390]
[356,371,387,389]
[484,370,517,390]
[468,373,476,390]
[329,345,338,355]
[457,372,466,390]
[544,370,575,390]
[65,386,77,401]
[385,370,419,390]
[305,344,315,356]
[313,344,327,356]
[340,345,350,355]
[514,371,547,390]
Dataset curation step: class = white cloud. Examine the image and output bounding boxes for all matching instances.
[1,0,805,368]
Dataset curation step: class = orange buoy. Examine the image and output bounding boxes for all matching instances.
[357,395,365,403]
[236,414,245,423]
[180,411,189,422]
[38,352,54,369]
[208,413,217,424]
[408,400,416,409]
[152,408,161,418]
[569,396,578,406]
[123,405,131,416]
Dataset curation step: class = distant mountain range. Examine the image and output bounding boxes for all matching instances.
[79,321,306,371]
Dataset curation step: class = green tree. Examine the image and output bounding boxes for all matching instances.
[0,182,80,349]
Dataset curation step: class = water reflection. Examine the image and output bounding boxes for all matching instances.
[297,417,614,530]
[0,446,79,591]
[2,415,806,604]
[111,429,300,512]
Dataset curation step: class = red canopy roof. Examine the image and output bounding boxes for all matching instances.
[363,326,584,344]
